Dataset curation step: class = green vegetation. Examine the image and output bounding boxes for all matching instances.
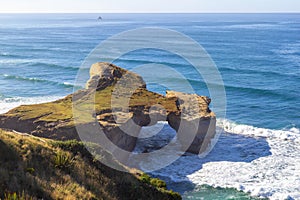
[3,86,178,126]
[6,96,73,122]
[2,191,33,200]
[54,151,74,169]
[0,64,183,199]
[0,129,181,200]
[139,173,166,189]
[138,173,180,199]
[150,178,167,189]
[140,173,152,183]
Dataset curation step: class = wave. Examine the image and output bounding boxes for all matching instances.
[190,23,283,30]
[110,55,199,68]
[224,84,295,100]
[0,52,25,59]
[1,90,299,199]
[145,75,297,101]
[109,58,299,99]
[223,23,283,29]
[0,59,38,65]
[220,66,300,80]
[0,73,82,89]
[139,119,300,200]
[218,118,300,142]
[0,58,81,72]
[0,95,63,114]
[24,62,79,71]
[273,49,300,55]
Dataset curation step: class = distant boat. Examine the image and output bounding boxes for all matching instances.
[98,16,102,20]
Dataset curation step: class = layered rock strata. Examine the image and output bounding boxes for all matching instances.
[0,62,216,155]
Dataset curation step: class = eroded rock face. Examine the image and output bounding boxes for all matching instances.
[0,62,216,156]
[86,62,146,91]
[166,91,216,154]
[85,63,216,154]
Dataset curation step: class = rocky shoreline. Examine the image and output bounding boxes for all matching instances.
[0,62,216,157]
[0,62,218,199]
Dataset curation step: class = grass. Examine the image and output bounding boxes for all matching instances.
[54,151,74,169]
[139,173,167,189]
[137,173,181,200]
[2,191,33,200]
[0,129,181,200]
[3,85,179,126]
[6,96,73,122]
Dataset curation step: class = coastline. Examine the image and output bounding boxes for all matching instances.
[0,129,181,200]
[1,13,299,200]
[2,95,300,199]
[130,120,300,199]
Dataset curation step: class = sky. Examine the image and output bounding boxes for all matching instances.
[0,0,299,13]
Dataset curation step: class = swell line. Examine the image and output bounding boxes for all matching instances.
[24,62,79,71]
[167,77,297,101]
[0,73,81,89]
[220,66,300,79]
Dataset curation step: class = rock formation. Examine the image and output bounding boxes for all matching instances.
[166,91,216,153]
[0,62,216,155]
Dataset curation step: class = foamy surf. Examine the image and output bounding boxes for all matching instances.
[0,96,63,114]
[187,119,300,199]
[1,95,299,199]
[135,120,300,200]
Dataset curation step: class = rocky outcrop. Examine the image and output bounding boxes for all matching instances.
[166,91,216,153]
[86,62,146,90]
[0,62,216,155]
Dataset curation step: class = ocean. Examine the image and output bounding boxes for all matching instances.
[0,13,299,199]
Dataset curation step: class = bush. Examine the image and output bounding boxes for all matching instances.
[164,189,181,200]
[150,178,167,189]
[139,173,151,184]
[25,168,35,174]
[54,151,74,169]
[50,140,83,151]
[3,191,33,200]
[4,192,19,200]
[139,173,167,189]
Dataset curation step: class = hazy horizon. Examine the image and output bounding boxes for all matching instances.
[0,0,299,13]
[0,12,299,14]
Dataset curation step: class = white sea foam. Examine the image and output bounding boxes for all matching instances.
[187,119,300,200]
[138,119,300,200]
[0,96,63,114]
[63,82,74,86]
[191,24,282,30]
[0,58,44,64]
[1,94,299,199]
[225,23,283,29]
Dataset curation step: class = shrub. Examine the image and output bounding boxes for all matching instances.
[3,191,33,200]
[50,140,83,150]
[25,168,35,174]
[4,192,19,200]
[139,173,167,189]
[139,173,151,184]
[164,189,181,200]
[54,151,74,169]
[150,178,167,189]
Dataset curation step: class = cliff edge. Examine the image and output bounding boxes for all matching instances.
[0,62,216,155]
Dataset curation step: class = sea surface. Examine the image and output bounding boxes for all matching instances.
[0,13,299,199]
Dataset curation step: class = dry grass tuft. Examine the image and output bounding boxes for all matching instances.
[0,129,181,200]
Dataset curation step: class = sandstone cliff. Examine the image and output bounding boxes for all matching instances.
[0,62,216,155]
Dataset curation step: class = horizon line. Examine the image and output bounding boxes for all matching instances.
[0,12,299,14]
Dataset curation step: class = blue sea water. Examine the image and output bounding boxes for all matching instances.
[0,13,299,199]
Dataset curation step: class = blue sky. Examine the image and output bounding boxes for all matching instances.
[0,0,299,13]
